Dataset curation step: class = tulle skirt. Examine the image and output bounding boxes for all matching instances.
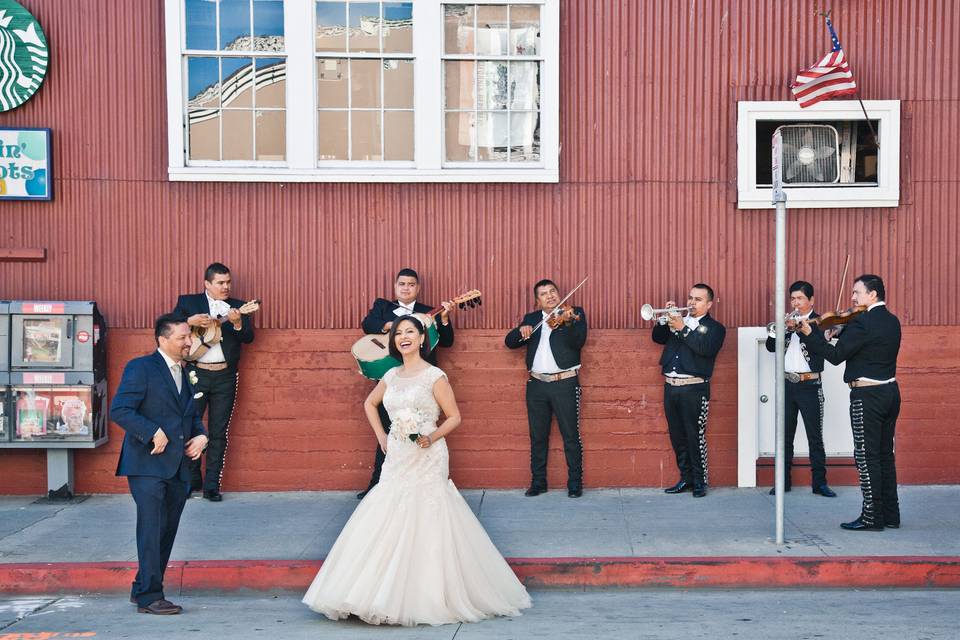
[302,477,531,626]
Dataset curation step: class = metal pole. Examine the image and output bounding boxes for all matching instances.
[772,127,787,545]
[774,196,787,545]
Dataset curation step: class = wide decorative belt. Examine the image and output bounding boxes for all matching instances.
[529,370,579,383]
[785,372,820,383]
[849,378,894,388]
[664,376,707,386]
[193,361,229,372]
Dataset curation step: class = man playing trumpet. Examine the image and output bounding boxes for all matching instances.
[765,281,836,498]
[650,284,725,498]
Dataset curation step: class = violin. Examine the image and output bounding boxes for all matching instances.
[546,304,580,329]
[807,305,867,330]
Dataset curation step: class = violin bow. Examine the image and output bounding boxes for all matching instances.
[529,275,590,335]
[834,254,851,312]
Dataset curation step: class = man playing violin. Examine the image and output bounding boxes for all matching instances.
[173,263,257,502]
[505,279,588,498]
[652,284,725,498]
[356,268,454,499]
[765,281,836,498]
[797,274,902,531]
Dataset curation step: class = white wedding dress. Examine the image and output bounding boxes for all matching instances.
[302,365,531,626]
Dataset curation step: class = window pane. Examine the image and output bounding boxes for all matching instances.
[477,111,508,160]
[255,58,285,109]
[349,2,381,53]
[444,4,474,54]
[384,111,414,161]
[318,110,348,160]
[509,61,539,110]
[255,109,285,160]
[253,0,285,50]
[476,5,508,56]
[510,4,540,55]
[221,57,254,108]
[317,58,348,108]
[382,2,413,54]
[316,2,347,52]
[187,56,220,108]
[383,59,413,109]
[478,61,508,110]
[445,111,475,161]
[351,110,382,160]
[444,60,474,110]
[222,110,254,160]
[220,0,252,50]
[509,112,540,161]
[188,110,220,160]
[185,0,217,50]
[350,59,381,109]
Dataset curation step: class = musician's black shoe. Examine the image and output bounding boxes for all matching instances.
[769,486,792,495]
[813,484,837,497]
[692,483,707,498]
[664,480,692,494]
[524,487,547,497]
[203,490,222,502]
[568,488,583,498]
[356,487,374,500]
[840,516,884,531]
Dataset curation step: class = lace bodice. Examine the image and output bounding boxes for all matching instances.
[382,365,445,432]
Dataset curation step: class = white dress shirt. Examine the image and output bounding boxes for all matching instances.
[530,311,580,374]
[158,349,183,393]
[665,314,704,378]
[393,300,416,317]
[785,311,813,374]
[198,293,230,364]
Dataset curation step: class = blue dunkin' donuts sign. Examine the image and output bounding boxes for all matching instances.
[0,127,52,200]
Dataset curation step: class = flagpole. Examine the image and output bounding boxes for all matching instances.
[856,96,880,149]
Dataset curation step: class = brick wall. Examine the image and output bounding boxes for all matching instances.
[2,327,957,494]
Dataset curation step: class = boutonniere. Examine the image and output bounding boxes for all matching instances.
[188,370,199,385]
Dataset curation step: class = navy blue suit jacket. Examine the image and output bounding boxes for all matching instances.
[111,351,207,479]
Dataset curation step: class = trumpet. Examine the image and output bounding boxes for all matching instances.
[766,310,802,334]
[641,303,693,325]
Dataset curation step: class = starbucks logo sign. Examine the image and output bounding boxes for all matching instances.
[0,0,48,112]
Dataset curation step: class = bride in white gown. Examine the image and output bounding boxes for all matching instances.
[303,315,531,626]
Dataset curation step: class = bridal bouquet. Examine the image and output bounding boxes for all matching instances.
[391,408,425,443]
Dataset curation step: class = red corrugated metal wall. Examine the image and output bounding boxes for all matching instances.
[1,1,958,492]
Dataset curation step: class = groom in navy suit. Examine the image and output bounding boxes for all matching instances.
[111,314,208,615]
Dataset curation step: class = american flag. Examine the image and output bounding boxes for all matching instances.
[791,18,858,108]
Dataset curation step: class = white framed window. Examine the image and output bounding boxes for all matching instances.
[165,0,560,182]
[737,100,900,209]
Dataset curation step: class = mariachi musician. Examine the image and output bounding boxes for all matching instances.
[651,284,725,498]
[765,281,836,497]
[356,268,454,499]
[504,278,588,499]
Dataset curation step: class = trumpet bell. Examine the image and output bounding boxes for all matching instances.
[640,303,656,322]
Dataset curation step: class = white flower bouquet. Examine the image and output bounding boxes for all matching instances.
[391,408,425,443]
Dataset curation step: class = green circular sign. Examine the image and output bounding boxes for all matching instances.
[0,0,49,112]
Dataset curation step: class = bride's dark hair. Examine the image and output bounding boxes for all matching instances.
[387,315,432,361]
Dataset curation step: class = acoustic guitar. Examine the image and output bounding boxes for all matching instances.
[186,299,261,362]
[351,290,481,380]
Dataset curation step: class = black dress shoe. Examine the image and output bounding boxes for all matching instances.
[203,489,223,502]
[813,484,837,497]
[524,487,547,497]
[356,488,371,500]
[692,484,707,498]
[840,516,884,531]
[130,596,137,604]
[768,486,791,495]
[664,480,692,494]
[138,599,182,615]
[568,489,583,498]
[886,522,901,529]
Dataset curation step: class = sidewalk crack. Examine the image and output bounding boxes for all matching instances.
[0,505,72,554]
[477,489,486,516]
[618,489,636,556]
[0,597,60,632]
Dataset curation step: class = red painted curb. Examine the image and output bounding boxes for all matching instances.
[1,557,958,594]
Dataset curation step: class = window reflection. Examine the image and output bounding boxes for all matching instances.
[220,0,251,49]
[185,0,216,50]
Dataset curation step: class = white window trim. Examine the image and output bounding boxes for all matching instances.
[737,100,900,209]
[165,0,559,183]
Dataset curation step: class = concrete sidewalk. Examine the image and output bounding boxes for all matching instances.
[2,486,959,593]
